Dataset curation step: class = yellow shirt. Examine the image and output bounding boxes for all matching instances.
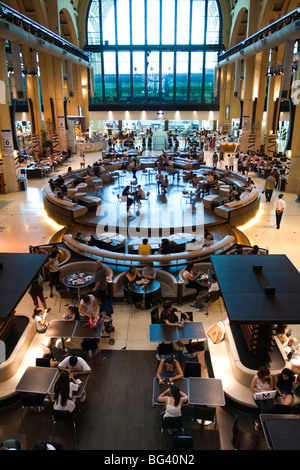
[138,244,151,255]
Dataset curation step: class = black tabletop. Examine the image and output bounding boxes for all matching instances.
[149,322,206,342]
[48,372,89,398]
[15,366,58,394]
[72,320,103,339]
[211,254,300,324]
[152,377,188,405]
[62,272,95,289]
[260,414,300,450]
[187,377,225,406]
[46,320,76,338]
[128,279,160,295]
[0,253,49,320]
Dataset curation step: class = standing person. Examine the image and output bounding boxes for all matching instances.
[274,194,286,229]
[264,174,276,202]
[91,260,108,301]
[45,251,60,298]
[227,154,235,171]
[28,273,50,312]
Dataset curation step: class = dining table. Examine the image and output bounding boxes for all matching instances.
[149,321,206,343]
[260,414,300,450]
[152,377,188,405]
[62,271,95,299]
[46,320,103,349]
[128,279,161,310]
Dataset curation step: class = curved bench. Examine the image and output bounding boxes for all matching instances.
[178,262,213,298]
[62,234,236,267]
[112,269,178,301]
[214,187,261,226]
[43,185,88,226]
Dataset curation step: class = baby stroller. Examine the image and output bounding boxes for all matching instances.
[99,300,115,345]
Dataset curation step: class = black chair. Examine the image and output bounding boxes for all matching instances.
[193,405,217,428]
[184,340,205,359]
[35,357,51,367]
[160,416,184,449]
[20,393,46,422]
[52,409,78,449]
[184,361,201,378]
[156,342,174,360]
[173,436,193,450]
[150,306,160,324]
[231,415,260,450]
[181,311,193,322]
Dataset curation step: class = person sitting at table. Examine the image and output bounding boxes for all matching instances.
[122,185,134,210]
[274,368,295,407]
[58,355,91,379]
[203,228,214,246]
[157,238,171,254]
[157,385,188,430]
[32,307,49,333]
[73,232,86,244]
[161,175,169,195]
[156,169,163,192]
[182,262,203,292]
[156,357,184,385]
[123,267,141,305]
[142,262,156,280]
[251,367,275,419]
[99,309,114,334]
[138,238,152,255]
[53,371,81,415]
[191,274,219,312]
[135,185,146,204]
[78,294,96,320]
[160,300,190,327]
[32,245,47,254]
[63,305,79,322]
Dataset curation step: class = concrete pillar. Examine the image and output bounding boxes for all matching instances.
[286,104,300,193]
[0,39,18,193]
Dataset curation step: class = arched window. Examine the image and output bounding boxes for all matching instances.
[86,0,222,109]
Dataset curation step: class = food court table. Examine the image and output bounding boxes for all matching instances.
[46,320,103,349]
[260,414,300,450]
[62,271,95,299]
[128,279,161,310]
[149,321,206,342]
[16,366,58,394]
[152,377,188,405]
[187,377,225,406]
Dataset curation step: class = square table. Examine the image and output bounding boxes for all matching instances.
[152,377,188,405]
[48,372,89,399]
[72,320,103,339]
[46,320,76,339]
[260,414,300,450]
[187,377,225,406]
[16,366,58,394]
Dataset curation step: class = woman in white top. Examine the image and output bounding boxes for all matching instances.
[157,384,188,418]
[53,371,79,414]
[251,366,274,420]
[78,294,96,320]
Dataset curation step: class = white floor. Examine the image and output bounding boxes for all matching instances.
[1,146,300,396]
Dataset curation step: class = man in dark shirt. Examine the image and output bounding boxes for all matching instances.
[91,260,108,300]
[160,300,189,326]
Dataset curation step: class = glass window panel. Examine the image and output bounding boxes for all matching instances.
[116,0,130,45]
[132,0,145,45]
[90,52,103,104]
[176,51,189,102]
[190,51,203,103]
[87,0,100,45]
[204,51,218,103]
[206,0,220,44]
[102,0,115,45]
[147,51,160,102]
[176,0,190,45]
[132,51,145,102]
[146,0,160,45]
[191,0,205,44]
[103,51,117,102]
[162,0,175,45]
[118,51,131,102]
[161,52,174,103]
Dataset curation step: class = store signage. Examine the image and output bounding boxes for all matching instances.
[1,129,14,156]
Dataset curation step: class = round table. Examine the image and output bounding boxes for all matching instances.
[128,279,161,310]
[62,271,95,299]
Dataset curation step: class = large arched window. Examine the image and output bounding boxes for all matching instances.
[86,0,223,109]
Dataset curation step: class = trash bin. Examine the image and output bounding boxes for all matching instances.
[18,176,27,191]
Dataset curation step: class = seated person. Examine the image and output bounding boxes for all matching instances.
[191,274,219,311]
[156,357,184,384]
[99,309,114,334]
[160,300,190,327]
[135,185,146,204]
[161,175,169,194]
[124,266,141,290]
[203,228,214,246]
[182,262,203,292]
[73,232,86,244]
[122,185,134,209]
[32,307,49,333]
[157,238,171,254]
[32,245,47,254]
[138,238,152,255]
[142,262,156,280]
[156,170,163,191]
[251,367,274,417]
[274,368,295,407]
[63,305,79,322]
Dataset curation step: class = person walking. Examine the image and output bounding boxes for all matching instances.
[274,193,286,229]
[264,174,276,202]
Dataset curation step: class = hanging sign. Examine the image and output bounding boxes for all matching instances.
[1,129,14,157]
